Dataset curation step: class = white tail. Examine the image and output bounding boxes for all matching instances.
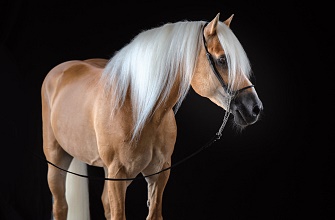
[65,158,90,220]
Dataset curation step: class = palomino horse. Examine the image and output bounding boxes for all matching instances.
[41,13,262,220]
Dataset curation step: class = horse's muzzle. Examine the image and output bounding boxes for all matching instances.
[230,91,263,126]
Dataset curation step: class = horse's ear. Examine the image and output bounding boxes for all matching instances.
[224,14,234,27]
[205,13,220,37]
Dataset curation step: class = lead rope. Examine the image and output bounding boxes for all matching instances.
[34,97,232,181]
[216,97,231,139]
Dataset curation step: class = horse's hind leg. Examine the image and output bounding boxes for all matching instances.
[44,143,73,220]
[42,90,74,219]
[42,113,73,219]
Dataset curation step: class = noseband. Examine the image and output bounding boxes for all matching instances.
[202,23,254,98]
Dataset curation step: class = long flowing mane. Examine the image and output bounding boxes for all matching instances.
[101,20,250,139]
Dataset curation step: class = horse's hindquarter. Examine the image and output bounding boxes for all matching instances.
[42,60,105,166]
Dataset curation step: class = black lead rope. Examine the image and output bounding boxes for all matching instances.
[34,133,221,181]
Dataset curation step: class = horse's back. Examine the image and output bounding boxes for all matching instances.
[41,59,107,166]
[42,58,107,93]
[42,59,105,111]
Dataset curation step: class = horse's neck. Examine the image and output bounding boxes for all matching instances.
[152,72,182,118]
[124,71,182,128]
[99,65,183,121]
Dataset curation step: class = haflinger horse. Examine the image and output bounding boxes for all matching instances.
[41,13,262,220]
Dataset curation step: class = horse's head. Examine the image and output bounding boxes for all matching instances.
[192,13,263,127]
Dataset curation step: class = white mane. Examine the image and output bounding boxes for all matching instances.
[101,20,250,139]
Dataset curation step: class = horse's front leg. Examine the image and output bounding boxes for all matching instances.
[105,163,132,220]
[102,167,111,220]
[142,160,171,220]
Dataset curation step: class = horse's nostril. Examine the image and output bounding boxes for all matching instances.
[252,105,261,117]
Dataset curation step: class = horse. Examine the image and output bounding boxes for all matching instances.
[41,13,263,220]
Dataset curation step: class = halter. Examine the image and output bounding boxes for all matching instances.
[202,23,254,98]
[201,22,255,139]
[35,23,255,181]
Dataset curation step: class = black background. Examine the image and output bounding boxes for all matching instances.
[0,0,333,220]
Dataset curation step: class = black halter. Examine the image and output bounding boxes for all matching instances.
[202,23,254,97]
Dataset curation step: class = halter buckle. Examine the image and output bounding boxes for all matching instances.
[216,132,222,140]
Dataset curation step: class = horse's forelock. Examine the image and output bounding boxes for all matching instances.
[217,22,251,93]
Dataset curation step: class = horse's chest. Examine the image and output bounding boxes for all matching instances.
[117,140,167,174]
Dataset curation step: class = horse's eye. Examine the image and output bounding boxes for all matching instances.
[217,56,227,68]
